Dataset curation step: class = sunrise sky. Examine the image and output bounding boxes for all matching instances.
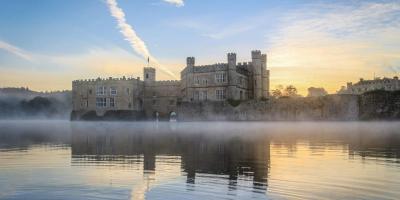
[0,0,399,95]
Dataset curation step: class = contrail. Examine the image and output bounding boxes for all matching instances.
[0,40,33,61]
[106,0,178,79]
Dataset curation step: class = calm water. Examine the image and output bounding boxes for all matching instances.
[0,121,399,200]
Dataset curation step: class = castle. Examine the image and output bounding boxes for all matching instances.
[71,50,270,120]
[339,76,400,95]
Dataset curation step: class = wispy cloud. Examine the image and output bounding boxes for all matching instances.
[267,1,400,94]
[162,0,184,7]
[169,14,265,40]
[0,40,33,61]
[203,23,256,40]
[106,0,178,79]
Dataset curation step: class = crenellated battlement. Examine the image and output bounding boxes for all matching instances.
[155,80,181,86]
[237,62,251,67]
[227,52,236,57]
[72,76,140,84]
[191,63,228,73]
[251,50,262,59]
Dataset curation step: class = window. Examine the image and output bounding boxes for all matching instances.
[88,89,92,95]
[126,88,130,95]
[96,98,107,108]
[110,87,117,95]
[238,77,243,85]
[96,86,106,95]
[146,73,149,79]
[195,77,200,85]
[152,100,157,105]
[200,91,207,100]
[169,100,175,105]
[109,98,115,108]
[194,91,200,100]
[202,79,208,85]
[216,89,226,100]
[215,73,226,83]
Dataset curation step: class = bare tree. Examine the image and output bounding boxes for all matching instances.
[284,85,298,97]
[271,85,284,98]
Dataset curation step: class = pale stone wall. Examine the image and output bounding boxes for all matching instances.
[307,87,328,97]
[177,95,360,121]
[143,80,181,119]
[342,77,400,95]
[72,77,143,116]
[181,50,269,102]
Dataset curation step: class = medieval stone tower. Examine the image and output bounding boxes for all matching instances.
[185,57,195,100]
[251,50,269,99]
[187,57,195,68]
[227,52,237,99]
[144,67,156,85]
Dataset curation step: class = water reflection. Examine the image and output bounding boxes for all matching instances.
[70,123,270,192]
[0,121,400,199]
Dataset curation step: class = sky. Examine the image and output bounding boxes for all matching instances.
[0,0,399,95]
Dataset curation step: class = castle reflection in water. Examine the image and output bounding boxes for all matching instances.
[70,123,270,190]
[1,121,400,199]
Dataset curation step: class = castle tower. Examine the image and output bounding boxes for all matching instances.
[187,57,195,68]
[186,57,195,101]
[252,50,263,99]
[261,53,269,98]
[144,67,156,85]
[227,53,237,99]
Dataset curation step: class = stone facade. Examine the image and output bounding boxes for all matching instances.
[177,95,360,121]
[181,50,269,102]
[72,77,143,116]
[307,87,328,97]
[72,50,270,120]
[340,76,400,95]
[72,68,180,120]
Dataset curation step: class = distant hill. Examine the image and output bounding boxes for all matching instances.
[0,87,72,119]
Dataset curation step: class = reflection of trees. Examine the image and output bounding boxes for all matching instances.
[268,123,400,160]
[0,121,70,150]
[70,123,270,190]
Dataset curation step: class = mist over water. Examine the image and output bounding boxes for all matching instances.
[0,121,400,199]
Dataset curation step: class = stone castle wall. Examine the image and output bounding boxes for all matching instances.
[177,95,360,121]
[72,76,181,120]
[342,77,400,95]
[143,80,181,119]
[180,50,269,102]
[72,77,143,117]
[358,90,400,120]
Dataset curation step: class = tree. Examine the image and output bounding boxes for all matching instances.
[271,89,282,98]
[284,85,298,97]
[271,85,284,98]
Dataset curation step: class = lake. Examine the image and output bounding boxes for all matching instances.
[0,121,399,199]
